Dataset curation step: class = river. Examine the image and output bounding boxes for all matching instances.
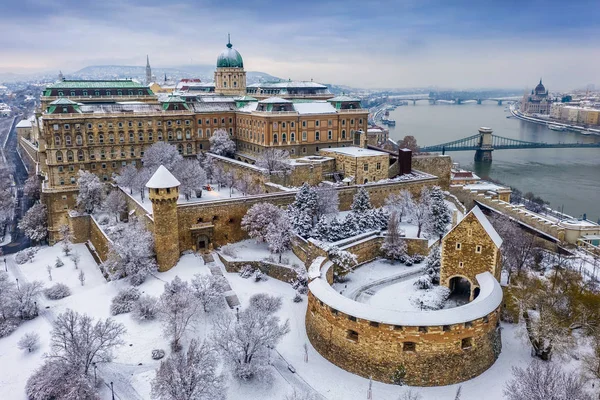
[386,102,600,222]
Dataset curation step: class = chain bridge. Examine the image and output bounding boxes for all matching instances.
[418,127,600,162]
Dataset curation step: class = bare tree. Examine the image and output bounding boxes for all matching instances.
[490,214,537,279]
[18,203,48,244]
[133,168,153,202]
[504,361,592,400]
[173,159,206,200]
[381,211,407,261]
[159,276,202,352]
[17,332,40,352]
[76,170,103,214]
[398,135,418,152]
[315,184,339,220]
[151,338,226,400]
[14,280,43,320]
[70,251,81,269]
[209,128,236,157]
[78,269,85,286]
[190,274,228,313]
[265,213,292,263]
[410,187,430,238]
[397,389,422,400]
[23,174,41,201]
[48,309,126,375]
[114,164,138,194]
[385,190,413,222]
[211,298,290,381]
[103,190,127,222]
[241,202,284,243]
[59,224,73,256]
[256,148,293,180]
[142,142,183,171]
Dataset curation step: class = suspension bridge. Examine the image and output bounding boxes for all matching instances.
[418,127,600,162]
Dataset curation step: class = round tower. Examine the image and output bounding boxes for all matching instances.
[146,165,181,272]
[214,35,246,96]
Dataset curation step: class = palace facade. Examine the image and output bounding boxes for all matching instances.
[20,38,370,242]
[520,79,551,114]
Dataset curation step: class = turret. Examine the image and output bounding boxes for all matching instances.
[146,165,180,272]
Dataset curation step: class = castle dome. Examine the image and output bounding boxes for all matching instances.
[535,79,546,94]
[217,36,243,68]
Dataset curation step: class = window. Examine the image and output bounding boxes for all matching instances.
[56,151,63,162]
[273,122,278,129]
[459,262,464,268]
[315,120,320,127]
[58,166,63,172]
[99,134,104,144]
[206,119,210,125]
[456,243,461,250]
[363,163,369,171]
[291,132,295,142]
[67,151,74,162]
[302,131,307,141]
[403,342,416,352]
[443,325,451,332]
[329,307,338,315]
[185,130,191,139]
[59,178,64,185]
[206,129,211,137]
[282,122,286,128]
[348,315,357,322]
[342,129,346,139]
[475,245,482,254]
[461,338,472,350]
[346,330,358,342]
[376,162,381,170]
[465,321,473,328]
[302,121,307,128]
[77,150,84,161]
[315,131,320,141]
[197,128,203,137]
[393,325,403,331]
[342,119,346,126]
[328,120,332,127]
[418,326,428,333]
[273,134,278,143]
[109,134,114,143]
[168,131,173,140]
[291,122,295,128]
[328,130,332,140]
[282,133,287,142]
[213,118,217,124]
[91,163,96,170]
[102,163,107,169]
[54,136,61,146]
[302,147,306,154]
[76,135,82,145]
[176,130,182,140]
[369,321,379,328]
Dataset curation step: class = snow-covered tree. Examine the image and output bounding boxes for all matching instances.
[103,190,127,222]
[23,174,41,201]
[328,246,358,276]
[197,152,216,183]
[78,269,85,286]
[142,142,183,171]
[351,187,372,213]
[110,287,141,315]
[159,276,202,352]
[190,274,228,313]
[209,128,236,157]
[256,148,293,178]
[397,390,423,400]
[425,245,441,284]
[18,203,48,244]
[504,361,592,400]
[288,183,318,237]
[234,173,262,196]
[241,202,284,243]
[26,360,98,400]
[151,338,226,400]
[44,283,71,300]
[48,309,126,375]
[315,185,339,220]
[103,220,157,285]
[55,256,64,268]
[59,224,73,256]
[381,211,407,261]
[211,300,290,381]
[0,167,14,228]
[17,332,40,352]
[71,251,81,269]
[0,272,18,336]
[76,170,103,214]
[114,164,138,194]
[173,159,206,200]
[410,187,431,238]
[14,280,43,320]
[265,213,292,263]
[248,293,282,314]
[134,167,154,202]
[425,186,451,241]
[132,294,158,321]
[490,213,537,278]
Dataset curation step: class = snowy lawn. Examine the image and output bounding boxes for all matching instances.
[220,239,304,267]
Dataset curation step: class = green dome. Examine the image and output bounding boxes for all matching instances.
[217,39,243,68]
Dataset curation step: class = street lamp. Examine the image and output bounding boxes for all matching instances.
[15,278,19,290]
[3,258,6,272]
[110,382,115,400]
[93,362,97,386]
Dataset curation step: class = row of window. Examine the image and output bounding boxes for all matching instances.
[345,331,473,351]
[53,117,233,132]
[363,162,382,172]
[54,142,198,163]
[56,90,146,96]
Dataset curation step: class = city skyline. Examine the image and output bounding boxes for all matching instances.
[1,0,599,89]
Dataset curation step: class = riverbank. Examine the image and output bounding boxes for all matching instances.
[510,104,600,136]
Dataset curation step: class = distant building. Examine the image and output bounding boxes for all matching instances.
[520,79,551,115]
[366,125,389,147]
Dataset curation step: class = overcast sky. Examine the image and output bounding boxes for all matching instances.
[1,0,599,90]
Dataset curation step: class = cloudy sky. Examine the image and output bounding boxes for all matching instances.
[1,0,599,89]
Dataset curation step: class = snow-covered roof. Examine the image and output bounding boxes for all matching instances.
[258,97,292,104]
[309,266,502,326]
[293,101,337,114]
[469,206,503,248]
[321,147,388,157]
[16,120,32,128]
[145,165,180,189]
[247,81,328,89]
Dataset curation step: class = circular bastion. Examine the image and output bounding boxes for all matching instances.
[305,257,503,386]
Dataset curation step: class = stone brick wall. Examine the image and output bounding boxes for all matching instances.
[440,212,501,298]
[306,291,501,386]
[217,253,298,283]
[68,212,90,244]
[319,149,389,184]
[89,216,112,262]
[412,155,452,189]
[18,137,38,176]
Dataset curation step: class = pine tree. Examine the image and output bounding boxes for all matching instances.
[425,186,451,241]
[426,245,441,284]
[351,187,372,213]
[288,183,318,236]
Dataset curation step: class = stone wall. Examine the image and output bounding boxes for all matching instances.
[89,216,112,262]
[412,155,452,190]
[217,253,298,283]
[68,212,112,262]
[18,137,38,176]
[306,291,502,386]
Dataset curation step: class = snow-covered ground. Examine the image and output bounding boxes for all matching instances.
[220,239,304,267]
[0,244,594,400]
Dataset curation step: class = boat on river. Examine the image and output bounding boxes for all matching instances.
[548,124,566,131]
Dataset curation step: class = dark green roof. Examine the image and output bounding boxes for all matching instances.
[217,38,244,68]
[47,80,146,89]
[49,98,78,105]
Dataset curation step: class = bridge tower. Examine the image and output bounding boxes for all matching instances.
[474,127,494,162]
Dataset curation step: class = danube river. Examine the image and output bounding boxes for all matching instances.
[386,103,600,222]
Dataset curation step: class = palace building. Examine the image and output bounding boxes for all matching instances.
[520,79,551,115]
[20,38,370,242]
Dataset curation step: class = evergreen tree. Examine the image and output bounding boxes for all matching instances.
[425,186,451,241]
[351,187,372,213]
[288,183,318,236]
[425,245,441,284]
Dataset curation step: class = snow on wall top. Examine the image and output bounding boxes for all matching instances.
[309,269,502,326]
[16,119,32,128]
[322,147,388,157]
[470,205,503,248]
[145,165,181,189]
[308,256,327,280]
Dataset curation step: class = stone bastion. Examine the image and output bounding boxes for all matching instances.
[305,258,503,386]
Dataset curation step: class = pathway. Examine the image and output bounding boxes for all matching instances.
[348,266,426,303]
